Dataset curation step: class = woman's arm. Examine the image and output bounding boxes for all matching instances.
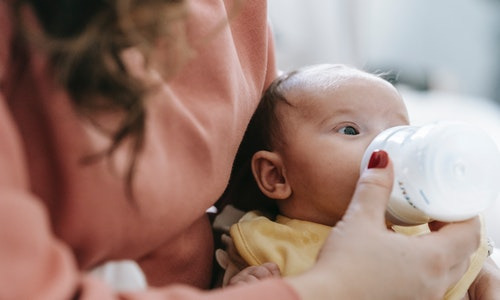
[468,257,500,299]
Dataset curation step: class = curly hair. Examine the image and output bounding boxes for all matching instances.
[13,0,187,201]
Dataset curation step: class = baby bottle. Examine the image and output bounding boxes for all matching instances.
[360,121,500,226]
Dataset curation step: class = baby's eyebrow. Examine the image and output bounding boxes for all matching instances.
[328,107,355,115]
[316,107,356,127]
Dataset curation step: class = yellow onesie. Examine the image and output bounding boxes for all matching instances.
[230,210,488,300]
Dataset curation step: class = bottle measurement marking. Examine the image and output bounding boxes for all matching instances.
[398,181,419,209]
[419,189,430,205]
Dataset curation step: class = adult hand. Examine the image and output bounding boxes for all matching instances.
[467,257,500,299]
[286,150,481,300]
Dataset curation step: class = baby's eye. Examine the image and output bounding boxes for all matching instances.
[338,126,359,135]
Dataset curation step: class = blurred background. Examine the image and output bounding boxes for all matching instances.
[268,0,500,245]
[268,0,500,101]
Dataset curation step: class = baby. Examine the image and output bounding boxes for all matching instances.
[218,64,489,299]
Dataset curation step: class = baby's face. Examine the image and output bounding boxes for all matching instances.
[275,70,409,226]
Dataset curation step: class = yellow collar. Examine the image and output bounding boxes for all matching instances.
[230,211,331,276]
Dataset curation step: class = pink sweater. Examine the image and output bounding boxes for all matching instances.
[0,0,298,299]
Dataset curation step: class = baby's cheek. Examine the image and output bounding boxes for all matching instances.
[338,170,361,205]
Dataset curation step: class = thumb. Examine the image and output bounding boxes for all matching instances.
[344,150,394,226]
[215,249,229,270]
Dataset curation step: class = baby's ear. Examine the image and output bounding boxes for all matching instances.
[251,151,291,200]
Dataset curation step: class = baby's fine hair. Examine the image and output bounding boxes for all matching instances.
[221,64,390,215]
[253,64,390,150]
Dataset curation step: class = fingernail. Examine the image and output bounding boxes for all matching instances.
[368,150,389,169]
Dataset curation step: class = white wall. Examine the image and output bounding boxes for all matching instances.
[268,0,500,101]
[268,0,359,71]
[356,0,500,99]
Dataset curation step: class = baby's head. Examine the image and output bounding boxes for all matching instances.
[230,64,409,226]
